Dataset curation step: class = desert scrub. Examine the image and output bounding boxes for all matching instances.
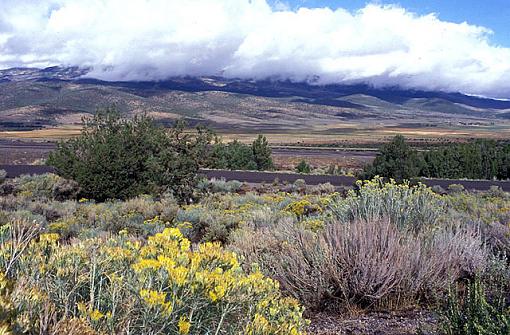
[175,193,296,242]
[0,194,180,240]
[51,177,80,201]
[232,218,488,312]
[445,191,510,257]
[0,272,17,333]
[2,227,307,334]
[285,199,322,218]
[0,170,6,185]
[331,177,445,231]
[197,178,244,194]
[440,278,510,335]
[13,173,61,199]
[445,190,510,225]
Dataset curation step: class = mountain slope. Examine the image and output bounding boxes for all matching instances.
[0,66,509,132]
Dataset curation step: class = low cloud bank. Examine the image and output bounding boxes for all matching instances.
[1,0,509,98]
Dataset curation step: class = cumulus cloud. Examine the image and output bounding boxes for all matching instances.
[1,0,509,98]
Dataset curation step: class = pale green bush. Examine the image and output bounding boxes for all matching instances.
[199,178,244,194]
[447,183,465,193]
[331,177,445,231]
[14,174,61,199]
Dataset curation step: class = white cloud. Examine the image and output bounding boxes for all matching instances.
[1,0,509,98]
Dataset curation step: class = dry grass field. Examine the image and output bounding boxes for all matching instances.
[2,123,509,170]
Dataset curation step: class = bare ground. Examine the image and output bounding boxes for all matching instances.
[307,310,440,335]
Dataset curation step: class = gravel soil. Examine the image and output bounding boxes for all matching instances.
[307,310,440,335]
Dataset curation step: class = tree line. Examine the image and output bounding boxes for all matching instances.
[363,135,510,181]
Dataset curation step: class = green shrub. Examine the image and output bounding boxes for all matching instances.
[422,139,510,180]
[209,140,258,170]
[295,160,311,174]
[48,109,212,203]
[0,170,6,184]
[363,137,510,181]
[361,135,422,181]
[208,135,273,171]
[441,278,510,335]
[52,177,80,201]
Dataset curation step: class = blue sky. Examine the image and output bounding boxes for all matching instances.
[279,0,510,47]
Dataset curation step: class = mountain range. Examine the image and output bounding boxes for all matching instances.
[1,66,510,133]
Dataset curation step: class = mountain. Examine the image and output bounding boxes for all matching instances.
[1,66,509,133]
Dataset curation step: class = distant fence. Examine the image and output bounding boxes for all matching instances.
[2,165,510,192]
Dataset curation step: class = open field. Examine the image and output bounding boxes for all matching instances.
[0,139,56,164]
[3,123,510,143]
[3,123,510,170]
[0,126,82,140]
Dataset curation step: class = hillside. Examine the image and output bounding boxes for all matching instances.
[1,66,510,134]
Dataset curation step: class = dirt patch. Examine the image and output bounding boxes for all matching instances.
[307,310,440,335]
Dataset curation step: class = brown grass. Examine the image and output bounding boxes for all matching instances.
[3,122,510,143]
[0,126,82,139]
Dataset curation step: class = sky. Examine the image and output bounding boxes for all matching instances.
[280,1,510,47]
[1,0,510,98]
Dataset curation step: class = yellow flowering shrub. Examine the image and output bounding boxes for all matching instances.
[285,199,322,217]
[3,227,307,334]
[132,227,307,334]
[0,272,16,334]
[302,218,325,232]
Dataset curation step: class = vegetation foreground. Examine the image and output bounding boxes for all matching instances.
[1,111,509,334]
[0,172,509,334]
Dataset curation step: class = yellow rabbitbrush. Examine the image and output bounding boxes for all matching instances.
[2,226,308,334]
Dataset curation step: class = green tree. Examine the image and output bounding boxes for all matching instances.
[362,135,420,181]
[421,139,506,180]
[252,135,273,171]
[209,140,257,170]
[48,108,212,202]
